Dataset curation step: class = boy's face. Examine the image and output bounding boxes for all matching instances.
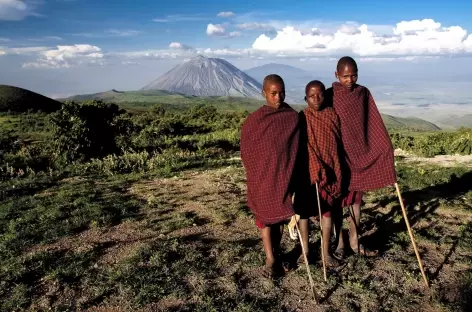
[305,86,324,111]
[262,82,285,109]
[335,64,358,91]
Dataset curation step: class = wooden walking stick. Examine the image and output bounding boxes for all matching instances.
[315,183,328,282]
[395,182,429,287]
[290,194,320,303]
[295,220,320,303]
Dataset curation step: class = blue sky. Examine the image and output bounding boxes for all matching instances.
[1,0,472,122]
[2,0,472,51]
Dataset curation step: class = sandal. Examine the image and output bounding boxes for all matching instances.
[332,248,345,261]
[352,244,378,257]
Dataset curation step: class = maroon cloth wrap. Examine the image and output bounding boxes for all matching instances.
[240,103,299,225]
[304,106,343,205]
[329,82,397,191]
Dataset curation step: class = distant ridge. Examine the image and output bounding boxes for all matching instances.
[381,114,441,131]
[0,85,61,113]
[141,55,263,99]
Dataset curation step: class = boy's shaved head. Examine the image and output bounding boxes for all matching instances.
[263,74,285,90]
[305,80,325,94]
[262,74,285,108]
[337,56,358,72]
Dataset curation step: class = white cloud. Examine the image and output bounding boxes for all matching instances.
[152,14,206,23]
[7,46,50,54]
[206,24,242,38]
[116,49,193,60]
[169,42,193,50]
[72,30,141,38]
[28,36,63,41]
[0,37,10,42]
[0,50,5,56]
[0,0,38,21]
[207,23,226,36]
[251,19,472,57]
[236,22,276,31]
[217,11,235,17]
[106,29,141,37]
[22,44,104,68]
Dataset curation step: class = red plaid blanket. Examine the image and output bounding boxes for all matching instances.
[304,106,343,205]
[329,82,397,191]
[240,104,299,224]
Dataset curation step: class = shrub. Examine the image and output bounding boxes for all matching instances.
[49,100,125,163]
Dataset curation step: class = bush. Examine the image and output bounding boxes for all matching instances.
[390,129,472,157]
[49,100,126,163]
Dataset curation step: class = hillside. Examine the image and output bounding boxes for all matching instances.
[437,114,472,129]
[0,85,62,113]
[382,114,441,131]
[141,55,263,99]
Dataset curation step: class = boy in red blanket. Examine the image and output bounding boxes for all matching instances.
[327,56,397,259]
[295,80,344,267]
[240,74,300,277]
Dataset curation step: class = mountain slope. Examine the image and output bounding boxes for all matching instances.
[245,63,312,84]
[0,85,61,113]
[141,55,263,99]
[382,114,441,131]
[436,114,472,129]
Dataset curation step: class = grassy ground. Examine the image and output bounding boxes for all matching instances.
[1,158,471,311]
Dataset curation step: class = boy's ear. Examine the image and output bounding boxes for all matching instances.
[304,96,307,102]
[335,71,338,79]
[261,90,266,98]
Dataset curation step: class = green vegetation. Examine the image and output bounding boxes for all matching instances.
[390,128,472,157]
[0,93,471,311]
[60,88,442,131]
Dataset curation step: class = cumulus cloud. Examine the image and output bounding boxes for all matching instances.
[206,24,242,38]
[169,42,193,50]
[217,11,234,17]
[207,23,226,36]
[22,44,104,68]
[251,19,472,57]
[0,0,38,21]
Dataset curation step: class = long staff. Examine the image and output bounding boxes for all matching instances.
[295,220,320,303]
[315,183,328,282]
[395,182,429,287]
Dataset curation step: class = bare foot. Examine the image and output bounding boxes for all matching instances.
[297,253,309,267]
[349,230,359,252]
[352,244,378,257]
[324,253,340,269]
